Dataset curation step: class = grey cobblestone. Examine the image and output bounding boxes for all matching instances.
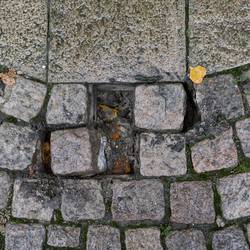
[134,84,186,130]
[170,181,215,224]
[12,178,60,222]
[51,128,99,176]
[191,128,238,173]
[140,133,186,176]
[0,0,47,80]
[112,180,165,221]
[194,75,244,121]
[125,228,162,250]
[61,179,105,222]
[0,172,12,210]
[49,0,186,83]
[5,223,45,250]
[87,225,121,250]
[46,84,88,125]
[0,123,38,171]
[217,173,250,220]
[47,225,81,248]
[165,229,207,250]
[236,118,250,158]
[243,83,250,107]
[0,76,47,122]
[189,0,250,74]
[212,227,249,250]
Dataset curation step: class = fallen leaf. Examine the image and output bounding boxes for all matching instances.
[113,157,132,174]
[98,104,118,121]
[189,66,206,84]
[0,69,16,86]
[111,125,121,141]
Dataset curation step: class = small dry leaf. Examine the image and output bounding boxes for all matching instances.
[0,69,16,86]
[99,104,118,121]
[189,66,206,84]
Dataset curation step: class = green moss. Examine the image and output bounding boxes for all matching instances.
[160,225,172,237]
[54,209,64,224]
[235,159,250,173]
[5,116,18,124]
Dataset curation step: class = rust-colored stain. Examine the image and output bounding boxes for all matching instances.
[111,124,121,141]
[113,156,132,174]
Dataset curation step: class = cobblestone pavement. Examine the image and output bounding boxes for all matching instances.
[0,0,250,249]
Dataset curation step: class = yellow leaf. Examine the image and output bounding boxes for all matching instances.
[189,66,206,84]
[98,104,118,121]
[0,69,16,86]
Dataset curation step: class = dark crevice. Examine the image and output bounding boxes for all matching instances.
[41,130,52,175]
[182,80,201,132]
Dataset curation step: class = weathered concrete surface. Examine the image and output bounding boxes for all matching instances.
[46,84,88,125]
[49,0,186,83]
[0,76,47,122]
[125,228,162,250]
[134,84,186,130]
[236,118,250,158]
[0,0,47,80]
[0,123,38,171]
[5,224,46,250]
[165,229,207,250]
[61,179,105,221]
[47,225,81,248]
[194,75,245,121]
[112,180,165,221]
[170,181,215,224]
[217,173,250,220]
[140,133,186,176]
[189,0,250,74]
[191,128,238,173]
[12,178,60,221]
[87,225,121,250]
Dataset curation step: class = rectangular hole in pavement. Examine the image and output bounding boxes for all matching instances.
[95,85,135,175]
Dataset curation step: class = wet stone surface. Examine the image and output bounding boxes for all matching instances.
[87,225,121,250]
[217,173,250,220]
[212,227,249,250]
[125,228,162,250]
[49,0,186,83]
[5,224,46,250]
[134,84,186,130]
[47,225,81,248]
[46,84,88,126]
[191,128,238,173]
[194,75,245,121]
[112,180,165,221]
[170,181,215,224]
[61,179,105,222]
[140,133,186,176]
[0,76,47,122]
[189,0,250,74]
[0,123,38,171]
[165,229,207,250]
[236,118,250,158]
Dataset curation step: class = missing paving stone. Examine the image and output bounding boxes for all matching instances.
[95,85,135,175]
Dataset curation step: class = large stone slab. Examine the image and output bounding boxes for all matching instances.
[236,118,250,158]
[112,180,165,221]
[0,76,47,122]
[189,0,250,74]
[0,123,38,171]
[212,227,249,250]
[140,133,186,176]
[5,224,46,250]
[49,0,186,83]
[134,84,186,130]
[165,229,207,250]
[12,178,60,222]
[51,128,99,176]
[61,179,105,221]
[217,173,250,220]
[194,75,244,121]
[46,84,88,125]
[47,225,81,248]
[170,181,215,224]
[125,228,162,250]
[191,128,238,173]
[0,172,12,209]
[87,225,121,250]
[0,0,47,80]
